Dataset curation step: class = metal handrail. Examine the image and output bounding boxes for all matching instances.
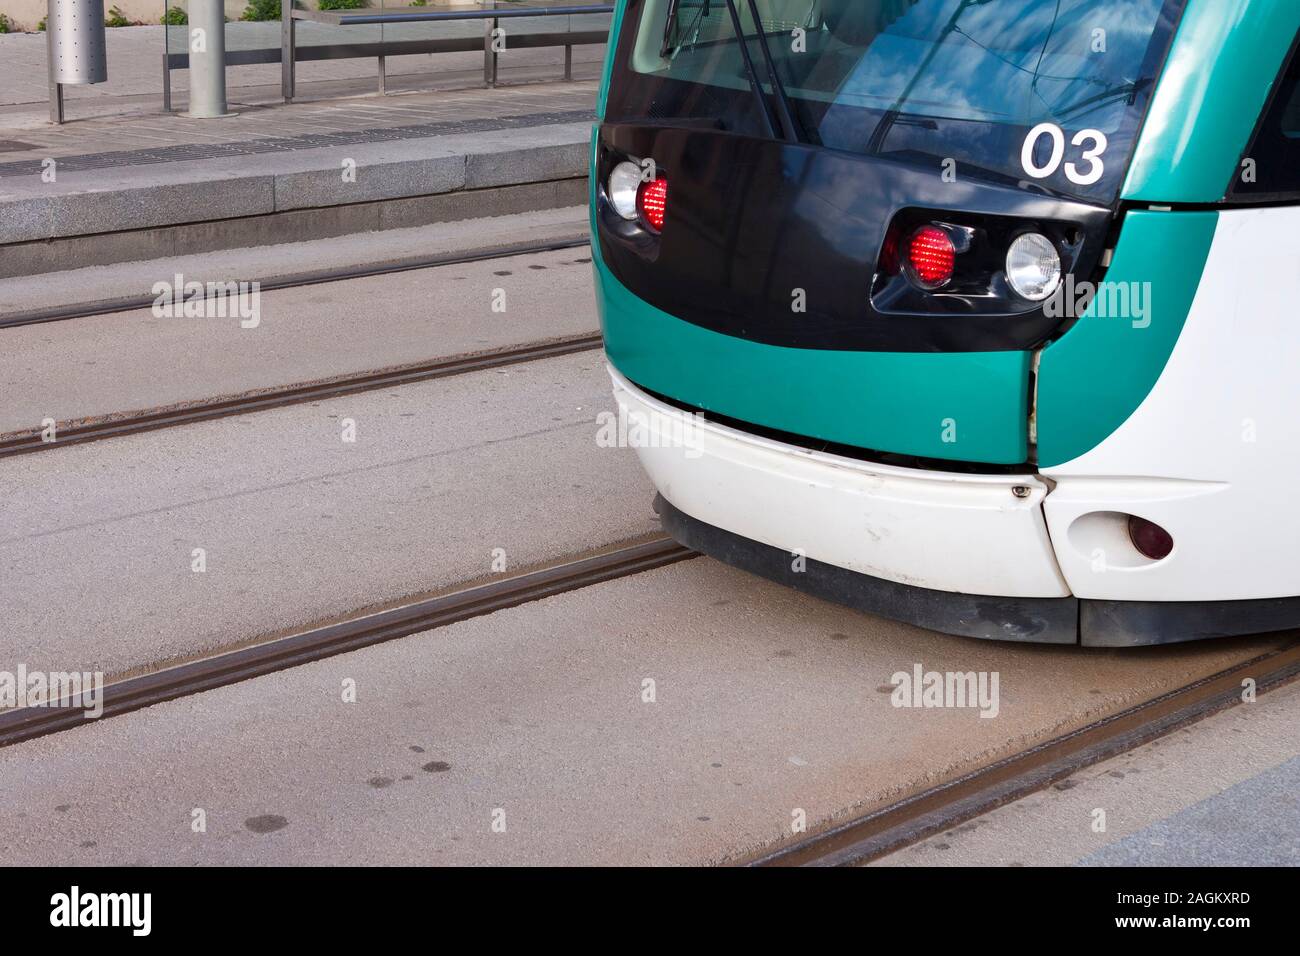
[279,1,615,102]
[293,4,613,26]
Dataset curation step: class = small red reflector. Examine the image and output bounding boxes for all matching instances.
[906,225,956,288]
[639,178,668,231]
[1128,515,1174,561]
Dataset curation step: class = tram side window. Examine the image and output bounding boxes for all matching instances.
[1230,39,1300,200]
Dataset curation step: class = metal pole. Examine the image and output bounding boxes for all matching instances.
[564,44,572,81]
[45,9,59,123]
[47,20,63,125]
[281,0,295,103]
[187,0,232,117]
[162,53,172,113]
[378,55,387,95]
[483,0,498,89]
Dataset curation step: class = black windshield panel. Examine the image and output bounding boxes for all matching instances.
[607,0,1185,205]
[1229,37,1300,202]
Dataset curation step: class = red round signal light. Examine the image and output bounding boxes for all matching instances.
[639,178,668,231]
[905,225,956,289]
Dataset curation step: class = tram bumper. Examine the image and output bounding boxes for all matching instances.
[610,367,1079,644]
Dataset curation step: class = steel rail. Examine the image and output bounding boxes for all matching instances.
[748,638,1300,866]
[0,536,695,749]
[0,332,604,458]
[0,235,590,330]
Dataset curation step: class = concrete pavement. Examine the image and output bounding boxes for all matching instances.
[0,555,1285,865]
[0,349,655,681]
[876,677,1300,866]
[0,210,594,431]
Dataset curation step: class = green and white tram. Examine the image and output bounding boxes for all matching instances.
[591,0,1300,645]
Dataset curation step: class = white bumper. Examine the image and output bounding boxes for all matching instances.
[611,368,1070,598]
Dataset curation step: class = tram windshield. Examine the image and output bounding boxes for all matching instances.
[606,0,1185,203]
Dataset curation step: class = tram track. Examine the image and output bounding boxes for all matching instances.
[3,512,1295,858]
[0,331,604,458]
[0,235,591,330]
[0,535,695,749]
[748,637,1300,867]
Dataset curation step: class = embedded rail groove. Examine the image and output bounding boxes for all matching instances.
[0,235,590,329]
[0,332,603,458]
[748,638,1300,867]
[0,537,695,749]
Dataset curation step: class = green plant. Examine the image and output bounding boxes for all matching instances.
[161,6,188,25]
[0,13,13,33]
[104,5,132,26]
[410,0,427,6]
[37,16,47,31]
[318,0,367,9]
[239,0,281,20]
[237,0,312,22]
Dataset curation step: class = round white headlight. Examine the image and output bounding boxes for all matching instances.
[607,161,642,221]
[1005,232,1062,302]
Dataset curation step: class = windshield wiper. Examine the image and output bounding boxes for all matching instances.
[1056,78,1152,119]
[718,0,780,139]
[866,0,984,155]
[660,0,683,57]
[661,0,800,143]
[741,0,803,142]
[661,1,710,59]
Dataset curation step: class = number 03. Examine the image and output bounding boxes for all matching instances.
[1020,123,1108,186]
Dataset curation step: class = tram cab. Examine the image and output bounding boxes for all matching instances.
[591,0,1300,645]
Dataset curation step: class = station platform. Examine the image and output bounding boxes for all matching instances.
[0,25,600,276]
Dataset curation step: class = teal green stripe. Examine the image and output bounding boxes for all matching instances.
[1037,210,1217,467]
[593,246,1031,465]
[595,0,629,120]
[1123,0,1300,202]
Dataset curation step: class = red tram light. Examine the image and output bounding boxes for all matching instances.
[639,178,668,231]
[905,225,956,289]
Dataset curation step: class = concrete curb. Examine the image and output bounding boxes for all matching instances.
[0,122,592,272]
